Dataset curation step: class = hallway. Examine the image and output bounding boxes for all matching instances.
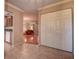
[5,43,73,59]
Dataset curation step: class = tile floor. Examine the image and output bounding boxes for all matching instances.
[24,35,38,44]
[4,43,73,59]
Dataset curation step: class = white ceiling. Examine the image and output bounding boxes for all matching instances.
[7,0,64,13]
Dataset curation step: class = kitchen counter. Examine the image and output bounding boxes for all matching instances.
[4,27,13,31]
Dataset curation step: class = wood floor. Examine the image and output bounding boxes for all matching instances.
[4,43,73,59]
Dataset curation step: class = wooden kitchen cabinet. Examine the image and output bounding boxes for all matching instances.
[5,16,13,27]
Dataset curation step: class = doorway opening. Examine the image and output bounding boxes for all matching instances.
[23,20,38,44]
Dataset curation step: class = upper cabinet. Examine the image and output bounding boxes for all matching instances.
[5,16,13,27]
[4,11,13,27]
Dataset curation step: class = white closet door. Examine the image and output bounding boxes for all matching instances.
[6,31,11,43]
[40,9,72,52]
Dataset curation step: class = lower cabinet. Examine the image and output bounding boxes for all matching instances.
[4,30,12,45]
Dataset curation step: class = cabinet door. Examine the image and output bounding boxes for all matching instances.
[5,16,13,27]
[5,31,12,44]
[6,31,10,42]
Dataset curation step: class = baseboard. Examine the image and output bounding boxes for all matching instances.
[40,44,73,53]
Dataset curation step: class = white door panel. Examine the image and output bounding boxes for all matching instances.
[6,31,11,43]
[40,9,72,52]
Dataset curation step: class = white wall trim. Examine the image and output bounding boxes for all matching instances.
[5,2,24,12]
[38,0,73,10]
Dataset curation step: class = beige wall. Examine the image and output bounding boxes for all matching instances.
[23,13,38,22]
[5,4,23,46]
